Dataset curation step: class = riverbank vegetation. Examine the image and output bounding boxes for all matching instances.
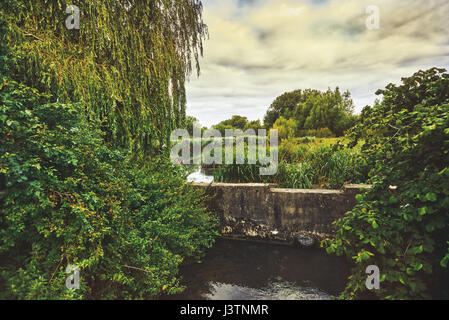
[0,1,218,300]
[212,138,368,189]
[209,87,366,189]
[324,68,449,300]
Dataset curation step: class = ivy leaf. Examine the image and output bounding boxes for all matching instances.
[441,256,449,268]
[418,207,427,216]
[426,193,438,202]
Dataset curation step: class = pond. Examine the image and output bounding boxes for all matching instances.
[165,239,350,300]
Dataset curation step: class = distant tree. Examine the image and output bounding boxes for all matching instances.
[213,117,264,136]
[265,88,358,137]
[185,116,201,135]
[264,89,321,129]
[213,123,234,136]
[213,115,248,134]
[273,117,297,140]
[244,120,263,132]
[223,115,249,130]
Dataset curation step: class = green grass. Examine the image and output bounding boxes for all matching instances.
[212,137,368,189]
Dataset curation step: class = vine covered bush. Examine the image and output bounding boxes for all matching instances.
[0,79,218,299]
[324,68,449,300]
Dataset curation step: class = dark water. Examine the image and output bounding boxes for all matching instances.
[166,239,350,300]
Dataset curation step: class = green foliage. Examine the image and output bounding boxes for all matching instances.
[0,14,8,77]
[278,140,310,163]
[213,123,235,137]
[244,120,263,132]
[214,139,367,189]
[219,116,249,130]
[300,136,316,143]
[278,145,367,189]
[1,0,208,157]
[273,116,297,141]
[0,80,218,299]
[213,116,263,136]
[324,68,449,300]
[212,142,274,183]
[276,162,315,189]
[264,89,311,129]
[264,88,358,136]
[299,127,335,138]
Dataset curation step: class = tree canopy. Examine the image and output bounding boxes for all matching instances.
[1,0,208,158]
[213,115,263,135]
[264,88,358,137]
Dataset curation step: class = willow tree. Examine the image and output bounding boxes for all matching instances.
[1,0,207,157]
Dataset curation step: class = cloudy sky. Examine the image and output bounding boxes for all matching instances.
[185,0,449,128]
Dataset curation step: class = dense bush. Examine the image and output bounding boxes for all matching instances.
[324,68,449,300]
[279,140,309,163]
[0,80,218,299]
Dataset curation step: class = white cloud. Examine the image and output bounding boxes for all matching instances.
[187,0,449,127]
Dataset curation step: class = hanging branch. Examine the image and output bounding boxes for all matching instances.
[4,0,208,158]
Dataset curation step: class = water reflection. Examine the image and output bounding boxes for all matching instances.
[165,239,350,301]
[203,280,331,300]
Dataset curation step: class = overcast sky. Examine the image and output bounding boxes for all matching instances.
[185,0,449,128]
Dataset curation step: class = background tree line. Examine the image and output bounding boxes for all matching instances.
[211,87,359,139]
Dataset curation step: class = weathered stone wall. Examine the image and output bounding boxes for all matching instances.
[192,183,371,245]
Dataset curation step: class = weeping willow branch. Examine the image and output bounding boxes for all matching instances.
[1,0,208,158]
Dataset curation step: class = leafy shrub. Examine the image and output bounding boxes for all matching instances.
[279,140,309,163]
[0,80,218,299]
[324,68,449,300]
[273,116,297,141]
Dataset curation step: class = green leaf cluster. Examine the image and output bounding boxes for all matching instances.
[0,79,218,299]
[263,88,358,137]
[324,68,449,300]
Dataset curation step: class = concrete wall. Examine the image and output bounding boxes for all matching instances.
[192,183,371,245]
